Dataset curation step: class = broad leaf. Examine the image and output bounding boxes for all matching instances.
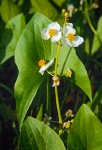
[58,46,92,101]
[0,0,20,23]
[19,117,66,150]
[91,16,102,54]
[0,13,26,64]
[67,104,102,150]
[30,0,58,19]
[14,13,55,129]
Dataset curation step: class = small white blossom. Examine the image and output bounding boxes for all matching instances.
[66,23,73,27]
[62,24,84,47]
[41,22,61,42]
[39,58,54,75]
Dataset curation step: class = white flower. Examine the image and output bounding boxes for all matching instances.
[62,25,84,47]
[39,58,54,75]
[41,22,61,42]
[66,23,73,27]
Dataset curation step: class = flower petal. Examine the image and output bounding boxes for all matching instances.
[51,31,61,42]
[48,22,60,31]
[64,26,76,36]
[41,28,50,40]
[61,36,72,47]
[66,23,73,27]
[39,66,46,75]
[71,36,84,47]
[39,58,54,75]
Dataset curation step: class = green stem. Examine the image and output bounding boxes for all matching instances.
[84,0,102,53]
[85,11,97,35]
[55,86,62,123]
[84,0,97,35]
[55,44,60,76]
[54,43,62,124]
[46,75,51,115]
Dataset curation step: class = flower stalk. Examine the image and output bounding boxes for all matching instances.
[54,42,62,124]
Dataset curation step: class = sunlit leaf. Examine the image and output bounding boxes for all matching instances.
[19,117,66,150]
[67,104,102,150]
[14,13,55,129]
[57,46,92,101]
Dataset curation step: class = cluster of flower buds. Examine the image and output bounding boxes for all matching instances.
[52,76,60,87]
[66,68,72,77]
[63,109,74,129]
[65,109,74,118]
[92,0,99,9]
[63,119,74,129]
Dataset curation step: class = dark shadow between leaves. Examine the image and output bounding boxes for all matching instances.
[0,28,13,64]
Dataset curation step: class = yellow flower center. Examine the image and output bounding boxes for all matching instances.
[38,60,46,67]
[67,33,75,41]
[49,29,56,36]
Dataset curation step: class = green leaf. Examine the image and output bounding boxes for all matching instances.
[67,104,102,150]
[36,104,43,121]
[19,117,66,150]
[91,16,102,54]
[0,13,26,64]
[0,0,20,23]
[30,0,58,19]
[14,13,55,129]
[57,46,92,101]
[52,0,65,7]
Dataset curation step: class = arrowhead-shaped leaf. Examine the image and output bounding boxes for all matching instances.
[14,13,55,129]
[67,104,102,150]
[19,117,66,150]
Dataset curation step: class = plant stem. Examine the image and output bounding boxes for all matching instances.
[54,86,62,123]
[55,44,60,76]
[54,43,62,124]
[46,75,51,115]
[84,0,97,35]
[85,11,97,35]
[84,1,102,52]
